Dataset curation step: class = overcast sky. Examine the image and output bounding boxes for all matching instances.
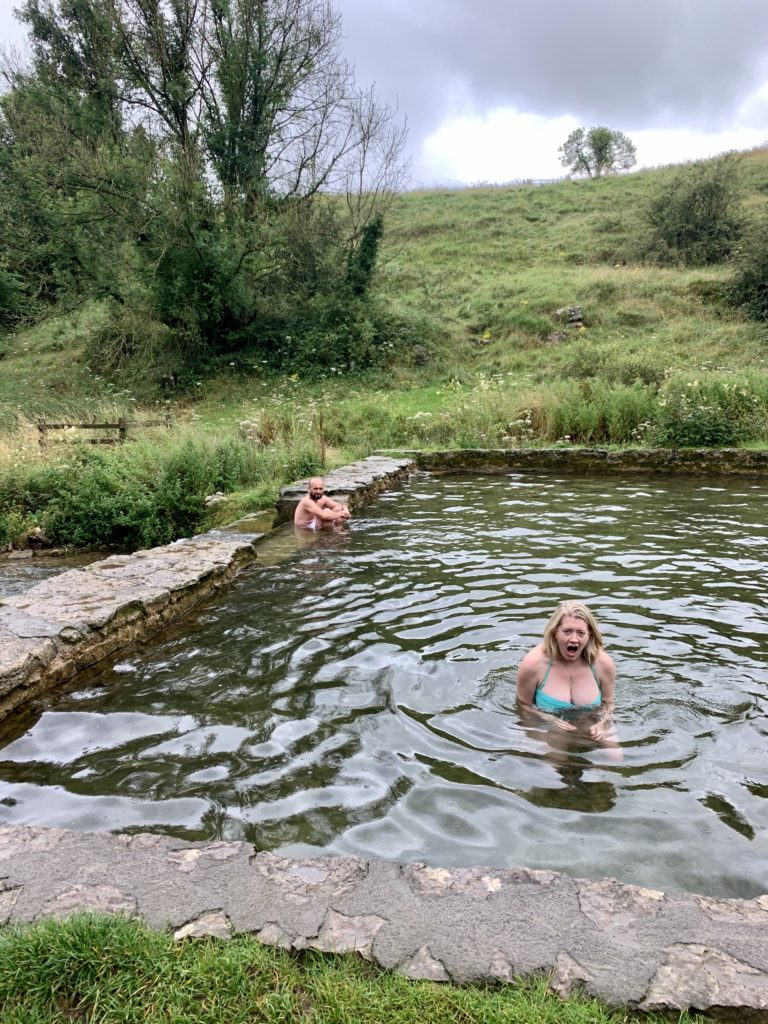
[3,0,768,185]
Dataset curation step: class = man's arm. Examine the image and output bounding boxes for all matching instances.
[319,495,351,519]
[304,496,348,521]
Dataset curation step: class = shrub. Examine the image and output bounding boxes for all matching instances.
[0,505,28,549]
[651,374,768,447]
[0,264,29,323]
[0,431,307,551]
[543,381,658,444]
[728,215,768,321]
[644,155,744,266]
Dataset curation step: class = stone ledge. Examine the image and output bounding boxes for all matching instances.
[1,825,766,1013]
[375,447,768,476]
[274,456,415,524]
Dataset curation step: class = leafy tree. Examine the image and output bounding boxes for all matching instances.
[558,126,636,178]
[0,0,408,370]
[729,214,768,320]
[644,154,744,266]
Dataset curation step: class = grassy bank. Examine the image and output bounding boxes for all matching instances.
[0,913,709,1024]
[2,152,768,550]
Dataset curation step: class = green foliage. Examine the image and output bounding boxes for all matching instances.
[1,0,407,377]
[558,126,637,178]
[541,381,658,444]
[0,432,298,550]
[644,155,744,266]
[347,213,384,296]
[0,263,28,323]
[728,214,768,321]
[559,339,671,386]
[0,505,26,549]
[652,373,768,447]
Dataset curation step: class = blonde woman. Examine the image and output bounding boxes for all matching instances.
[517,601,616,740]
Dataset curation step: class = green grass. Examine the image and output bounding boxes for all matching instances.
[0,913,709,1024]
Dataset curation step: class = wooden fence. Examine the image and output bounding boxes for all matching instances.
[37,414,172,448]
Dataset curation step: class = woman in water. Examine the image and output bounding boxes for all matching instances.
[517,601,616,741]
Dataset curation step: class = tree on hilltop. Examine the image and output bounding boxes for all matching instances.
[558,126,637,178]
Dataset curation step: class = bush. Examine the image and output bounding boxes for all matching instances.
[0,431,306,551]
[651,373,768,447]
[0,264,29,323]
[644,155,744,266]
[728,216,768,321]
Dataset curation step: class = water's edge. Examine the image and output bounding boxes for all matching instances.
[2,823,767,1011]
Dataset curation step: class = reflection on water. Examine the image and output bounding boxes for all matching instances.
[0,471,767,898]
[0,553,102,596]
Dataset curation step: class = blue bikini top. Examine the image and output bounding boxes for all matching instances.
[534,661,601,712]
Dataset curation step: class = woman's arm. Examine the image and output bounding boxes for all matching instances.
[589,652,617,739]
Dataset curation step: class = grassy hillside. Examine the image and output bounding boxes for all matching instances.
[2,150,768,548]
[379,149,768,380]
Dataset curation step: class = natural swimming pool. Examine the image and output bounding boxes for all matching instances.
[0,471,766,899]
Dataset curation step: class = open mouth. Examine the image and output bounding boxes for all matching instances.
[566,642,580,655]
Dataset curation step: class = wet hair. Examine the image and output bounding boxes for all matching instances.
[542,601,604,665]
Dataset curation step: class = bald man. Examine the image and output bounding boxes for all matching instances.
[293,477,352,529]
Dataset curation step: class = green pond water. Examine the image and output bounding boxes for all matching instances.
[1,471,767,898]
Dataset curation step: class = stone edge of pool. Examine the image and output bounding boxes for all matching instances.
[1,447,768,1013]
[1,825,767,1012]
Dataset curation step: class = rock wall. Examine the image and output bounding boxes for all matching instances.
[381,446,768,476]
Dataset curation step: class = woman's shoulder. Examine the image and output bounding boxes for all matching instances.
[517,644,548,694]
[518,644,548,673]
[594,649,616,679]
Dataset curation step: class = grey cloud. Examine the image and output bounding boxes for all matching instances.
[336,0,768,152]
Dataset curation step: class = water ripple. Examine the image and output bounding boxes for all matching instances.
[0,471,766,897]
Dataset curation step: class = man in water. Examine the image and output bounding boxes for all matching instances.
[293,477,352,529]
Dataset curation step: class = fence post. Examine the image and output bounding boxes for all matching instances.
[38,418,47,449]
[118,417,127,444]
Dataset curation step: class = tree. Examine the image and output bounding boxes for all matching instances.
[644,154,744,266]
[728,215,768,320]
[558,126,636,178]
[0,0,409,370]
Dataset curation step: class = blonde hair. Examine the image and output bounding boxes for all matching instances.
[542,601,604,665]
